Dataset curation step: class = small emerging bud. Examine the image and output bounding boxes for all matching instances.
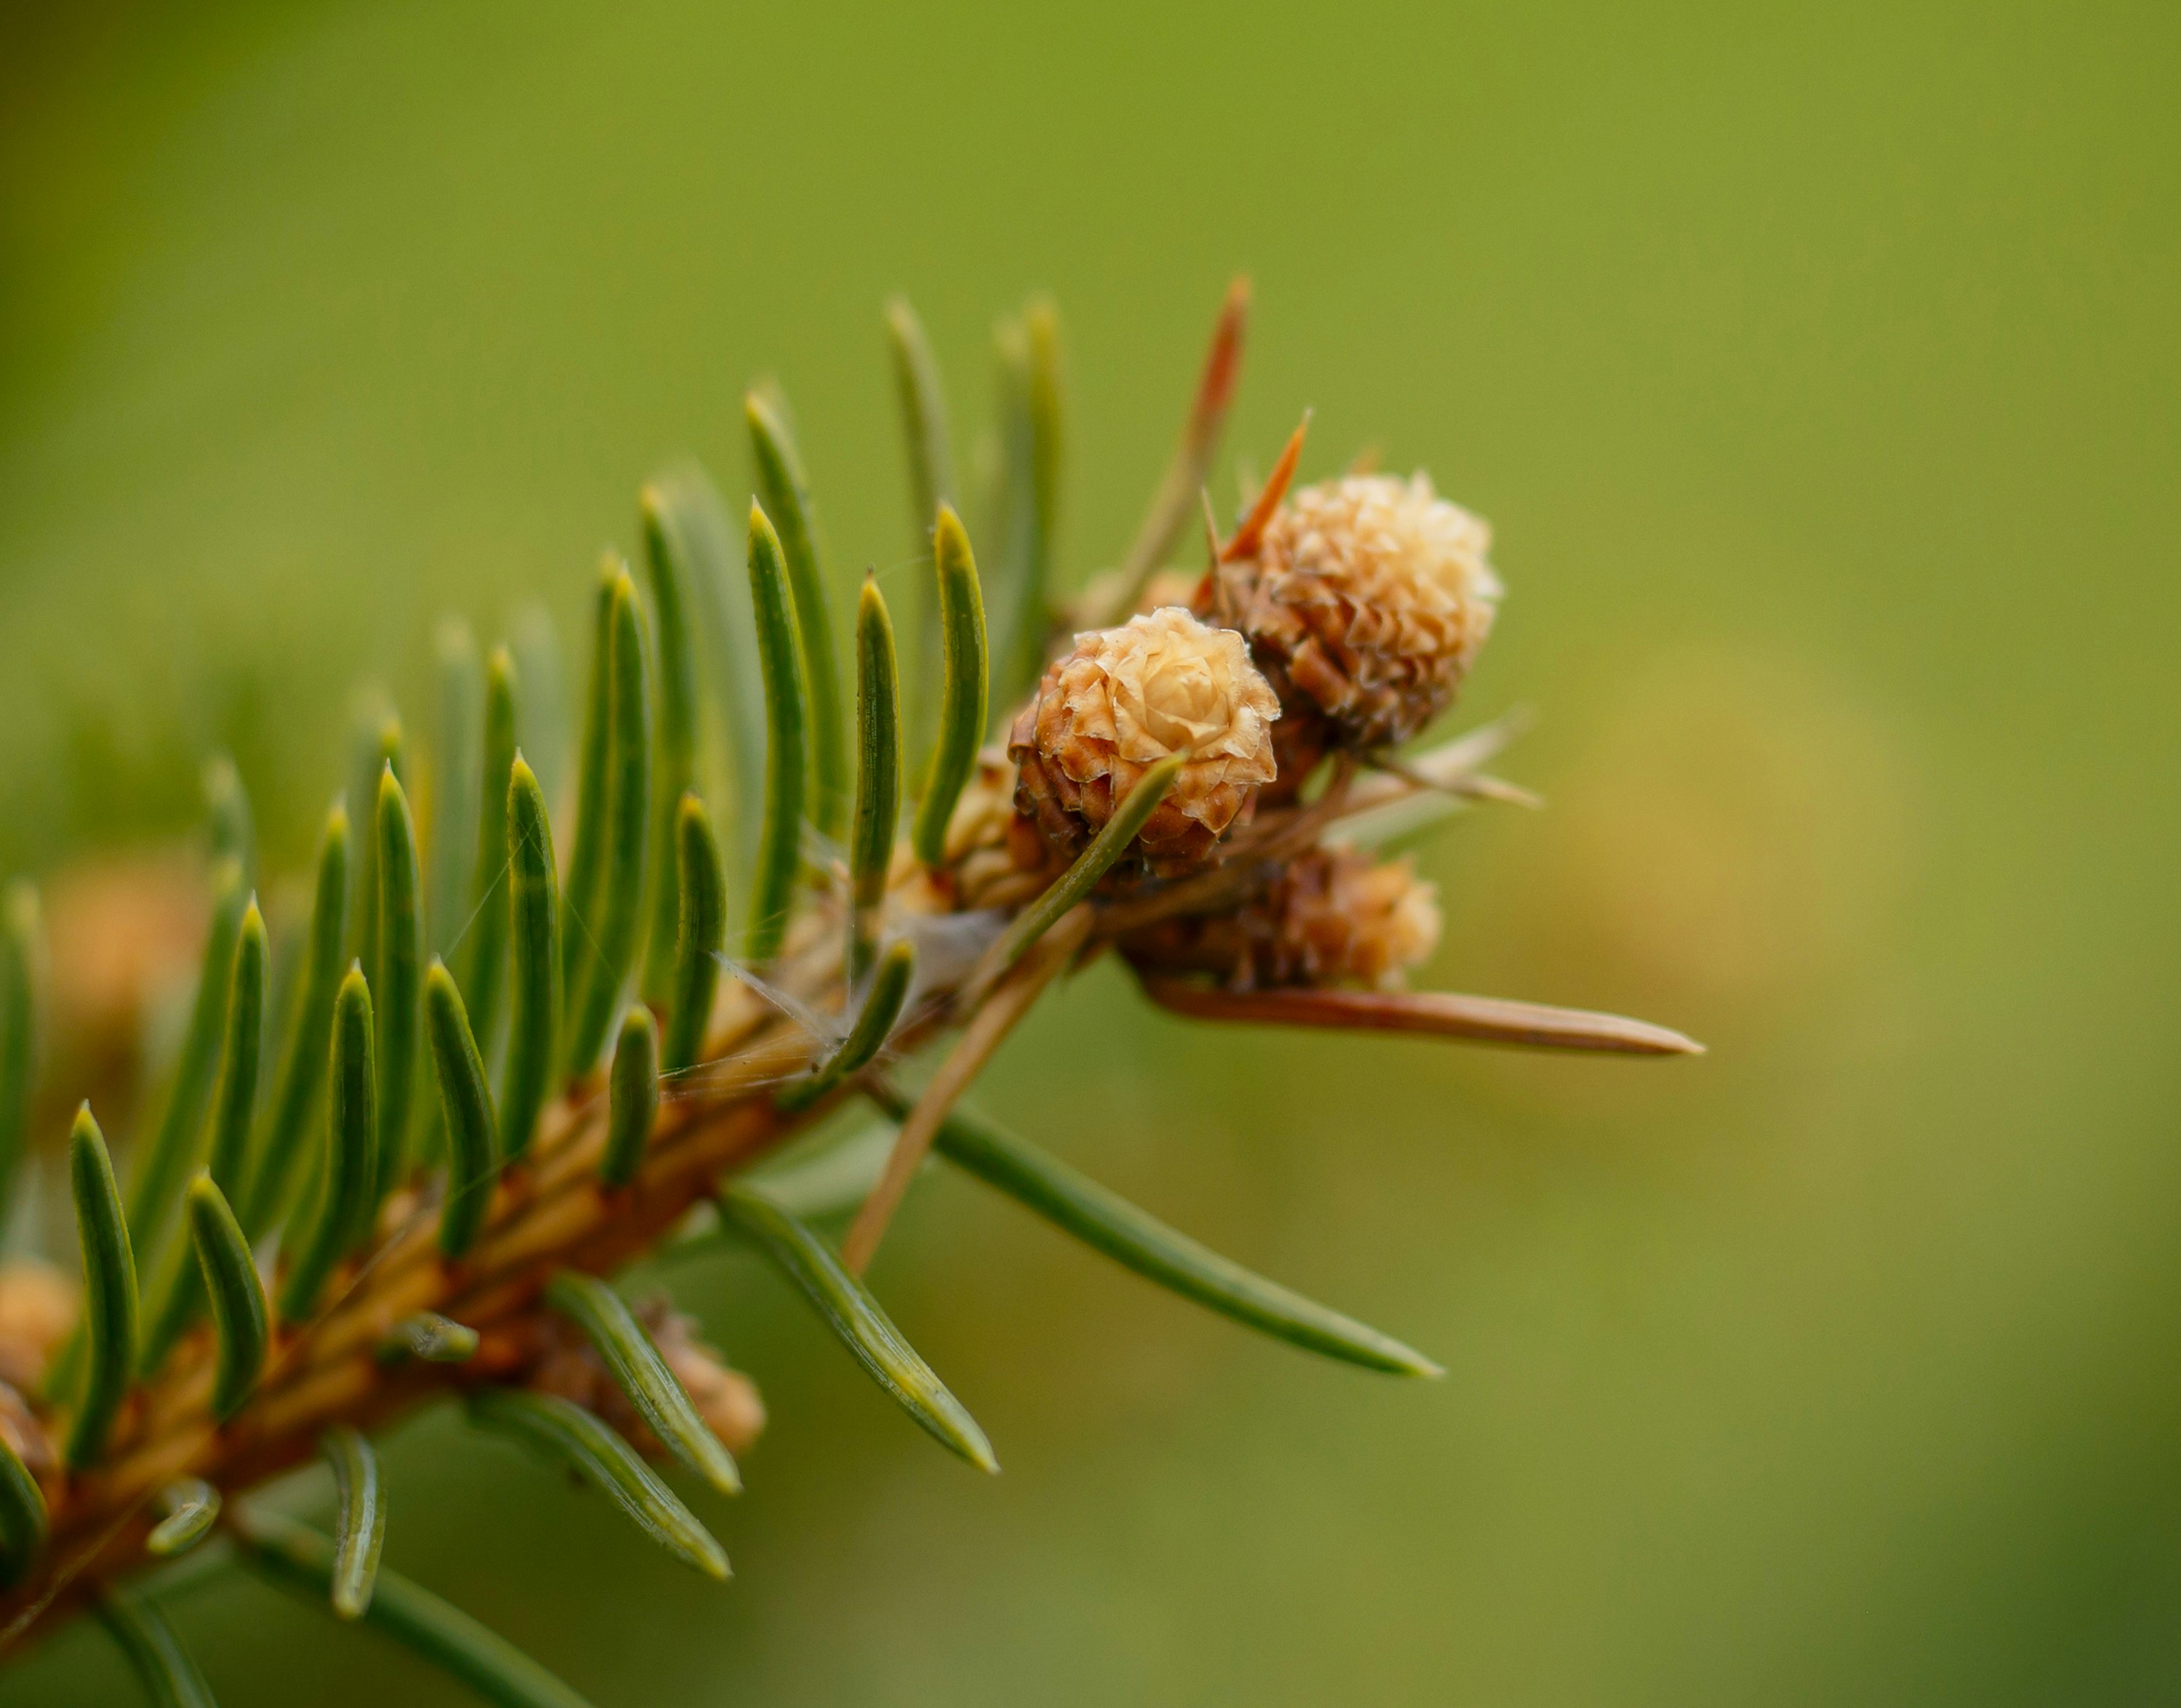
[1216,472,1500,752]
[1121,848,1441,991]
[530,1296,766,1461]
[657,1326,768,1457]
[1008,608,1280,878]
[928,751,1056,913]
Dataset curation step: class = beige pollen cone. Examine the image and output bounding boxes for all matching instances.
[1008,607,1281,879]
[1216,472,1501,760]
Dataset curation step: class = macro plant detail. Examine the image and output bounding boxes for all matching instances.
[0,280,1698,1707]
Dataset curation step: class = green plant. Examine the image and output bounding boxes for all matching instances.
[0,282,1696,1705]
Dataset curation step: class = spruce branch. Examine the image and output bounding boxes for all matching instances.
[0,281,1703,1706]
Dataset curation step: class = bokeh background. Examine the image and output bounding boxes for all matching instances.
[2,1,2178,1702]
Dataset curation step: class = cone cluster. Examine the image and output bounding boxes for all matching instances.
[1000,472,1500,896]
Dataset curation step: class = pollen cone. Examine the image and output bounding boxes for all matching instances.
[1216,472,1500,756]
[1008,607,1280,878]
[1121,847,1442,990]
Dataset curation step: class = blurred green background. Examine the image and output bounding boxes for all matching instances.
[3,0,2178,1701]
